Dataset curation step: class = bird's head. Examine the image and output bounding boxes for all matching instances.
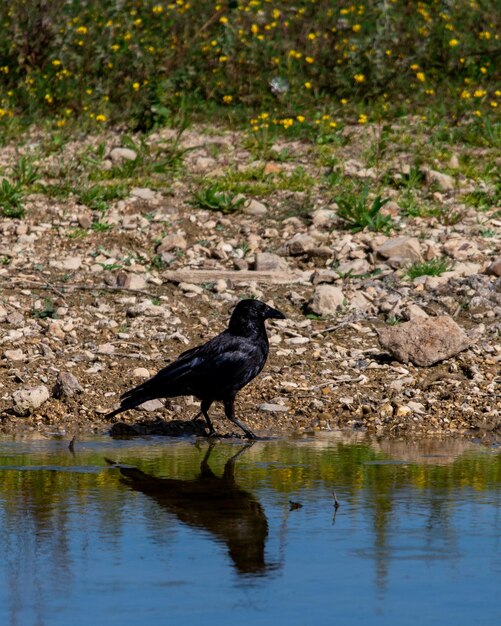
[228,299,285,335]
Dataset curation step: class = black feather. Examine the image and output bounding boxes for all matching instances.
[105,299,285,438]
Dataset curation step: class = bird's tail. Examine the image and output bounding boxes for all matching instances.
[104,380,156,420]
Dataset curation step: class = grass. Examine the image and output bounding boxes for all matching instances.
[0,1,498,138]
[406,258,454,280]
[0,179,24,218]
[192,185,246,214]
[335,185,393,234]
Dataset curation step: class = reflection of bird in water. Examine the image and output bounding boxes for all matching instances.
[107,444,269,575]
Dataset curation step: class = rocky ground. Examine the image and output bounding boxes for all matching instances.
[0,124,499,442]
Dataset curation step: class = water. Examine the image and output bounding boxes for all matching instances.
[0,433,500,626]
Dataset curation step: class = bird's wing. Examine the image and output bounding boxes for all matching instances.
[120,331,266,403]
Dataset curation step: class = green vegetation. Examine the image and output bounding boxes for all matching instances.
[192,184,246,214]
[0,178,24,218]
[0,1,498,139]
[406,257,454,280]
[335,185,393,233]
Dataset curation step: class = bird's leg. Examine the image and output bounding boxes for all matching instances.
[190,410,201,421]
[200,399,217,437]
[223,398,257,440]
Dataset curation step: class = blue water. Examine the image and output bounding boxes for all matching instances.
[0,434,499,625]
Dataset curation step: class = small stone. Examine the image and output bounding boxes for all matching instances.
[178,282,203,294]
[259,403,289,413]
[337,258,372,275]
[286,233,315,256]
[6,311,24,326]
[309,285,346,316]
[130,187,155,200]
[485,258,501,277]
[12,385,50,416]
[110,147,138,163]
[376,316,471,367]
[139,399,164,412]
[54,371,84,399]
[420,167,455,191]
[97,343,115,355]
[376,237,422,265]
[157,233,187,253]
[443,237,479,260]
[401,304,429,321]
[62,256,82,271]
[78,213,92,229]
[3,349,26,362]
[133,367,150,378]
[311,208,336,227]
[116,272,148,290]
[254,252,289,272]
[243,199,268,216]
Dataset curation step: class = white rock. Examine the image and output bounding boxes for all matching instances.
[377,237,422,264]
[97,343,115,355]
[157,233,187,252]
[12,385,50,416]
[130,187,155,200]
[3,349,26,361]
[286,233,315,256]
[309,285,346,316]
[311,208,336,227]
[259,403,289,412]
[110,147,138,163]
[133,367,150,378]
[62,256,82,271]
[421,167,455,191]
[254,252,289,272]
[243,199,268,216]
[139,399,164,412]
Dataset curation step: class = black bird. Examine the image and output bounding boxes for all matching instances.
[105,299,285,438]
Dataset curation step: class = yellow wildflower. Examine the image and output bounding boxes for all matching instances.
[449,38,459,47]
[304,81,312,89]
[132,82,140,91]
[416,72,426,82]
[95,114,107,122]
[305,56,314,64]
[352,24,361,32]
[222,95,233,104]
[354,73,365,83]
[296,115,305,123]
[358,114,368,124]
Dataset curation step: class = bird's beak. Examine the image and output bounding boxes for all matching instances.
[265,305,286,320]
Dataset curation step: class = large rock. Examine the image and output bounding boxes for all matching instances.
[12,385,50,416]
[376,237,422,265]
[376,316,471,366]
[309,285,346,316]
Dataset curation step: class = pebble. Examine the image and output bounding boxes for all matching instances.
[259,403,289,413]
[54,371,84,399]
[110,147,138,163]
[309,285,346,316]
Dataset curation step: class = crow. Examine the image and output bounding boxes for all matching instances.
[105,299,285,439]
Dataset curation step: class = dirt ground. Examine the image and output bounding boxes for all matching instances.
[0,125,499,442]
